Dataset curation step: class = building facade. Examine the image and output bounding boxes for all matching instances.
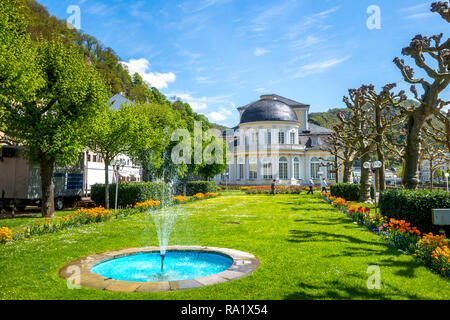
[216,94,335,186]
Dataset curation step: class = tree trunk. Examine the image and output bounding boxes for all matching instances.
[105,159,110,209]
[403,111,427,189]
[377,149,386,191]
[429,160,434,191]
[38,150,55,217]
[359,152,371,202]
[343,160,352,183]
[334,155,339,183]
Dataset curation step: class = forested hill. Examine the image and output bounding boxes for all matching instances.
[20,0,220,128]
[309,100,427,130]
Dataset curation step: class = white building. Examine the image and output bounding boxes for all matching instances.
[216,94,335,186]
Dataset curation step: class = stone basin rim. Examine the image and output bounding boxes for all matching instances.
[59,246,260,292]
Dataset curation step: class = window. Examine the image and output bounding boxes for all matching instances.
[310,157,320,179]
[279,157,288,180]
[93,155,97,162]
[278,131,285,144]
[294,157,300,179]
[245,136,249,146]
[239,164,244,180]
[267,131,272,144]
[290,132,295,144]
[263,160,273,180]
[249,163,258,180]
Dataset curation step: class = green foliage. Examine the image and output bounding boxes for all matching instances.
[330,183,374,201]
[379,189,450,234]
[174,181,218,196]
[3,38,108,165]
[91,182,171,208]
[0,0,43,131]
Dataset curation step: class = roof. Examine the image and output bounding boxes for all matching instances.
[300,123,334,135]
[259,94,309,108]
[109,93,133,110]
[240,96,299,124]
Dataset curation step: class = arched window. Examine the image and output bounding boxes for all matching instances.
[310,157,320,179]
[294,157,301,180]
[279,156,288,180]
[263,157,273,180]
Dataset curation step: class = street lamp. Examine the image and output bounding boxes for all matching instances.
[111,158,126,214]
[445,172,449,193]
[363,161,383,214]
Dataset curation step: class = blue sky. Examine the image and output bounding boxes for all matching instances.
[38,0,449,127]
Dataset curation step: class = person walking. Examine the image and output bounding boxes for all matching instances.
[307,178,314,195]
[271,179,277,195]
[321,177,328,193]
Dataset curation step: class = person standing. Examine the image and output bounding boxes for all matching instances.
[307,178,314,195]
[321,177,328,193]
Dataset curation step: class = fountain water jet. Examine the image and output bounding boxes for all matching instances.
[148,200,181,273]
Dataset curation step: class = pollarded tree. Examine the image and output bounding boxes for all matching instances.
[324,125,358,183]
[3,39,108,217]
[363,84,407,191]
[419,141,449,190]
[339,86,377,202]
[424,108,450,153]
[393,1,450,189]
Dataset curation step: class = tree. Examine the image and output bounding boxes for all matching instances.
[419,141,449,189]
[339,87,377,202]
[324,127,358,183]
[393,2,450,189]
[0,0,43,132]
[363,84,407,191]
[3,39,108,217]
[424,109,450,153]
[86,102,170,208]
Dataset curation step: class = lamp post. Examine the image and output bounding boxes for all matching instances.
[445,172,449,193]
[111,159,126,215]
[363,161,383,214]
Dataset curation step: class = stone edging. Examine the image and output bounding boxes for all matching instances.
[59,246,260,292]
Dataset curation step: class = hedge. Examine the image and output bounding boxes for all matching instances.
[379,189,450,234]
[330,183,374,201]
[174,181,217,196]
[91,182,171,208]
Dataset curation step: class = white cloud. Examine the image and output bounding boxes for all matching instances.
[254,48,270,56]
[121,58,176,90]
[291,35,324,49]
[293,56,350,78]
[208,107,233,122]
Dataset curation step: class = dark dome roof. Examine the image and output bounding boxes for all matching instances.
[240,98,298,124]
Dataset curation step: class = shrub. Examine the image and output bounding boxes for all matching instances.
[379,189,450,234]
[174,181,217,196]
[91,182,171,208]
[330,183,374,201]
[244,185,304,195]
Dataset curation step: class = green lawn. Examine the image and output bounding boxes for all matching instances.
[0,192,449,300]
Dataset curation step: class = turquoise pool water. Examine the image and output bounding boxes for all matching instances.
[91,251,234,282]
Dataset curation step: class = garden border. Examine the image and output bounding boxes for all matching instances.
[59,246,260,292]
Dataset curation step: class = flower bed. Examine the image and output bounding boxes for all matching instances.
[320,192,450,278]
[1,192,219,246]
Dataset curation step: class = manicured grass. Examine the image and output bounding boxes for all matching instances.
[0,193,449,300]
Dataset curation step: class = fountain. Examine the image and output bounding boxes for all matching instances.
[62,191,260,292]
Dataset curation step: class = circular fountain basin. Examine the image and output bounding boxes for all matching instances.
[59,246,259,292]
[91,251,233,282]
